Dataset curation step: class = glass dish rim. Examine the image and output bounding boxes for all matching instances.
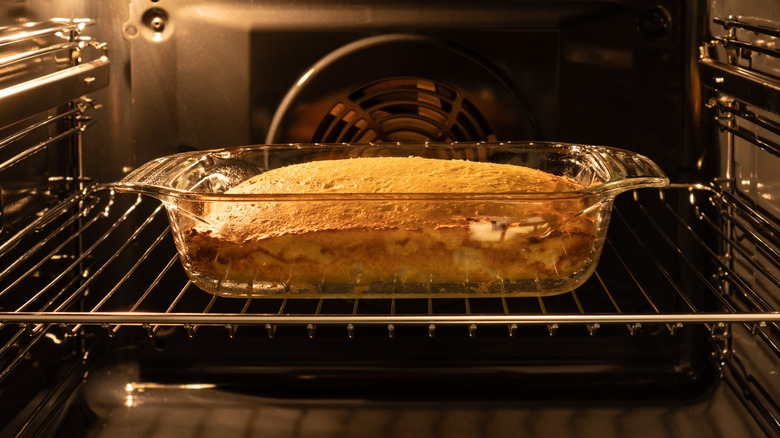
[115,141,670,201]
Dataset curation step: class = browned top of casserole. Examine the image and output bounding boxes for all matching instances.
[193,156,587,242]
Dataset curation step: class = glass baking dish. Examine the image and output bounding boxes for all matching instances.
[115,142,668,298]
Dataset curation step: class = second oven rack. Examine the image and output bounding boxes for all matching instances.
[1,183,779,335]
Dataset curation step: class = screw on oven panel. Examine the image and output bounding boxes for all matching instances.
[149,15,165,32]
[638,6,672,39]
[142,8,169,40]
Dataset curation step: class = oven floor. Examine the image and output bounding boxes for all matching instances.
[68,362,765,438]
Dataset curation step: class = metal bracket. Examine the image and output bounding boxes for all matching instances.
[710,322,732,377]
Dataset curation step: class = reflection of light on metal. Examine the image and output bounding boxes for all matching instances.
[122,381,218,407]
[126,382,218,390]
[125,383,135,407]
[44,333,63,344]
[141,383,217,390]
[297,69,314,87]
[185,384,217,389]
[153,32,163,42]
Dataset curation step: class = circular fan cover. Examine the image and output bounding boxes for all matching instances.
[312,77,495,143]
[266,34,539,143]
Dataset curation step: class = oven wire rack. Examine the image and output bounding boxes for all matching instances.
[1,183,779,334]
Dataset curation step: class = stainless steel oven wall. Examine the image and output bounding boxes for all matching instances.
[0,0,131,189]
[702,0,780,432]
[707,0,780,209]
[1,0,89,232]
[0,1,108,434]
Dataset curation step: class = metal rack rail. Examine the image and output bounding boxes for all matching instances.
[0,19,107,129]
[0,21,109,434]
[712,16,780,60]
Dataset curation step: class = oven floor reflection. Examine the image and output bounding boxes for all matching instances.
[68,361,764,438]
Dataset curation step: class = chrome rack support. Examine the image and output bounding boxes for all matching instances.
[0,57,109,129]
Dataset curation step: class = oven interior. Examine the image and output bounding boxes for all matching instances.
[1,0,780,436]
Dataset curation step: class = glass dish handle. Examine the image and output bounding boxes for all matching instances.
[597,148,669,195]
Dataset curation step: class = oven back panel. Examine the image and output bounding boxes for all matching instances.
[90,0,689,184]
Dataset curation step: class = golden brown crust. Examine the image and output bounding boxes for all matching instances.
[194,156,585,242]
[184,157,599,293]
[228,156,580,194]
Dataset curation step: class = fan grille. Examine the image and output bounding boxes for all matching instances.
[311,77,496,143]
